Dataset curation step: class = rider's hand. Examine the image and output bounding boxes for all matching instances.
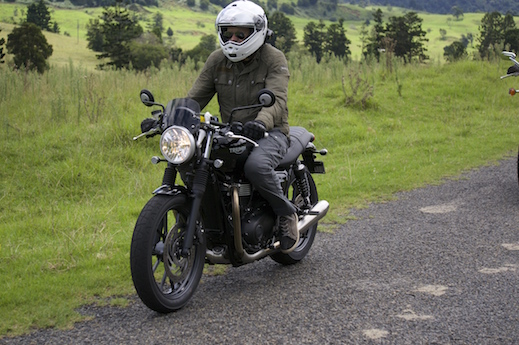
[508,65,519,75]
[242,120,266,141]
[230,122,244,134]
[140,118,157,133]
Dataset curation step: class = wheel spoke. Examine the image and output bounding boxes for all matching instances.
[152,257,160,272]
[160,270,168,290]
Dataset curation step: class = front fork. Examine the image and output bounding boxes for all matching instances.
[180,160,209,257]
[157,161,209,258]
[180,129,214,257]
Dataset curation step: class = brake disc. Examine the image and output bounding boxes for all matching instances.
[163,224,195,284]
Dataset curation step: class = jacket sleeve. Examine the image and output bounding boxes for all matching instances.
[186,50,220,110]
[255,46,290,134]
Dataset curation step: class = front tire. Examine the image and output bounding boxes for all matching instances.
[270,167,318,265]
[130,194,206,313]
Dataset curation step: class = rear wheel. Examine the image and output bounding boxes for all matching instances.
[130,194,206,313]
[270,167,318,265]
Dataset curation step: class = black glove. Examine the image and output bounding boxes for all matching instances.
[508,65,519,75]
[242,120,266,141]
[230,121,244,134]
[140,118,157,133]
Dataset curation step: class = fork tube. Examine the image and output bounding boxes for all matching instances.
[180,131,214,257]
[181,160,209,257]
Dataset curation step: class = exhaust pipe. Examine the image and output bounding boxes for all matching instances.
[206,189,329,265]
[298,200,329,235]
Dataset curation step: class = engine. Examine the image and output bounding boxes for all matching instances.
[240,196,276,252]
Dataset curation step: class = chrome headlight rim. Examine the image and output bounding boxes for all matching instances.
[160,125,196,165]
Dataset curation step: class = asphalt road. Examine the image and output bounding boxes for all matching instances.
[2,157,519,344]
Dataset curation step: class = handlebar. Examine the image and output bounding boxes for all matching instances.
[133,108,267,146]
[133,127,161,141]
[135,89,276,142]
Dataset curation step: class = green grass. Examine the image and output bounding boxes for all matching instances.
[1,0,518,339]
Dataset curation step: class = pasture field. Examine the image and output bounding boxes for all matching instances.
[0,2,486,65]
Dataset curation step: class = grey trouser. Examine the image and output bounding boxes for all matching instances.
[244,130,297,216]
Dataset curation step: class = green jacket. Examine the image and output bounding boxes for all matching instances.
[187,44,290,135]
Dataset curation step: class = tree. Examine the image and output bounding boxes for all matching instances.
[26,0,51,31]
[364,8,385,61]
[504,28,519,53]
[324,18,351,60]
[149,12,163,33]
[443,41,466,62]
[129,32,168,71]
[477,12,517,59]
[303,20,326,63]
[6,22,53,73]
[268,11,297,54]
[50,21,60,34]
[95,1,143,69]
[0,28,5,64]
[185,34,217,67]
[279,3,294,15]
[166,27,173,38]
[86,18,104,52]
[267,0,278,10]
[502,13,516,32]
[439,28,447,40]
[477,12,504,59]
[200,0,210,10]
[451,6,463,20]
[385,11,428,63]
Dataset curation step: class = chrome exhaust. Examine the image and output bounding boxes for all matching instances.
[298,200,329,235]
[205,187,329,265]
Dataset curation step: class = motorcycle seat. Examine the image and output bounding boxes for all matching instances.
[277,126,313,170]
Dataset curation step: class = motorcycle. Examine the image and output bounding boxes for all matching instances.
[129,88,329,313]
[500,51,519,185]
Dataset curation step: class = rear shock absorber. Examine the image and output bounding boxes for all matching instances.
[293,162,311,208]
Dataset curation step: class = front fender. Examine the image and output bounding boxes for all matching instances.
[153,184,188,196]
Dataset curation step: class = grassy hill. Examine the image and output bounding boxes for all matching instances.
[0,1,486,67]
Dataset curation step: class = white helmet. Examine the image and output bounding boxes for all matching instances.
[215,0,268,62]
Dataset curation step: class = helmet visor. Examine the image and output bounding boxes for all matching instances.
[220,27,254,43]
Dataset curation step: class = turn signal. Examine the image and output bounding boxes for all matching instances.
[510,88,516,96]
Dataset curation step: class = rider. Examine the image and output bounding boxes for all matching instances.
[187,0,299,253]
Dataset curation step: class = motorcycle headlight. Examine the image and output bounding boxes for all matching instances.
[160,126,196,164]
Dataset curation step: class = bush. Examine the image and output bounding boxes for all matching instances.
[444,41,467,62]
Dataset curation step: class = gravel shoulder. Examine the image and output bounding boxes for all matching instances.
[2,157,519,344]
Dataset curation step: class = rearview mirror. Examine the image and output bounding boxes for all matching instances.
[257,89,276,107]
[140,89,155,107]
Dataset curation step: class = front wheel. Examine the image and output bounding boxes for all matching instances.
[130,194,206,313]
[270,167,318,265]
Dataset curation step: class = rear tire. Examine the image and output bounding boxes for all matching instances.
[130,194,206,313]
[270,167,318,265]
